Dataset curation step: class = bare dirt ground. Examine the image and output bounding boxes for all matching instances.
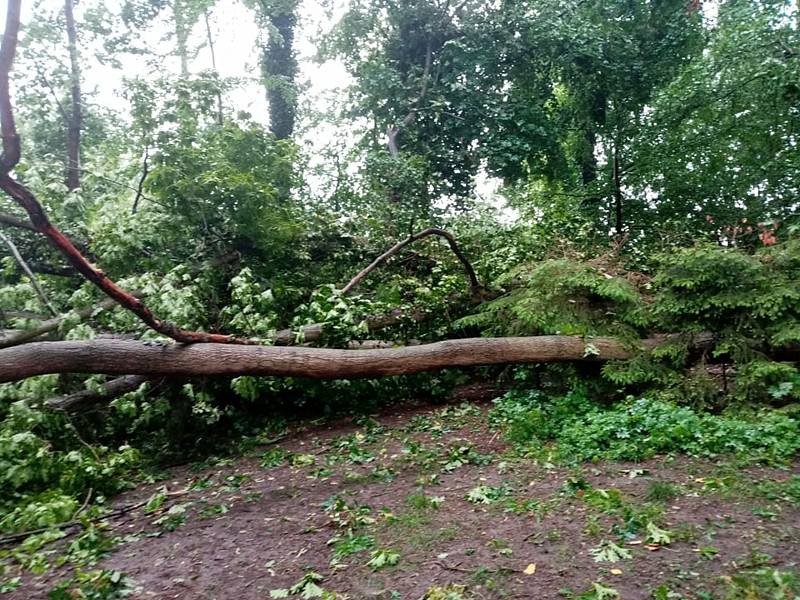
[4,397,800,599]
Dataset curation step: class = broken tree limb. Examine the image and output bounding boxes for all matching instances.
[0,211,35,231]
[341,227,481,296]
[46,375,155,411]
[0,336,636,382]
[0,292,141,349]
[0,1,253,346]
[0,230,57,316]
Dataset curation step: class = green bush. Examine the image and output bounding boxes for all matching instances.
[490,391,800,463]
[0,400,140,534]
[459,258,645,338]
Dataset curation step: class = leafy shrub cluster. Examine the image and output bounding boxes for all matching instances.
[468,241,800,406]
[0,397,139,534]
[489,389,800,463]
[459,258,645,338]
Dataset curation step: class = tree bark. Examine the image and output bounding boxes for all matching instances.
[260,4,297,140]
[174,0,191,78]
[611,139,623,237]
[0,336,635,382]
[203,9,224,126]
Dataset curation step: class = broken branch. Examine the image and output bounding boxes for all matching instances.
[341,227,481,296]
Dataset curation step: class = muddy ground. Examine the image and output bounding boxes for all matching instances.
[3,399,799,599]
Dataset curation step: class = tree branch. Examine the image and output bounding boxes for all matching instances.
[386,37,434,157]
[0,292,140,349]
[0,230,57,316]
[46,374,156,411]
[340,227,481,296]
[0,211,35,231]
[0,1,253,346]
[131,147,149,214]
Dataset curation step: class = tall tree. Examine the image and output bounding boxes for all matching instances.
[63,0,82,191]
[247,0,299,140]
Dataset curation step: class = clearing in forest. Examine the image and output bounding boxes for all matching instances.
[5,398,799,600]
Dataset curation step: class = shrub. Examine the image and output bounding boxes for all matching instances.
[490,391,800,463]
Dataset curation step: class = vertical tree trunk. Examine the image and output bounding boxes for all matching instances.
[580,127,597,186]
[612,141,623,237]
[261,6,297,140]
[172,0,196,142]
[174,0,190,78]
[64,0,82,191]
[203,9,224,126]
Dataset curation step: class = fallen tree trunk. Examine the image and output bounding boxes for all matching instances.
[1,336,634,382]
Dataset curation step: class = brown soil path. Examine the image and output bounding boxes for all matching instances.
[5,400,800,599]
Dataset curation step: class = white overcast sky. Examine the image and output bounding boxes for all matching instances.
[2,0,350,147]
[0,0,506,211]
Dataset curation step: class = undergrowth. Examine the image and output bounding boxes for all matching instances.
[489,388,800,463]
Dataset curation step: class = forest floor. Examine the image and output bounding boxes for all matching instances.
[5,390,800,600]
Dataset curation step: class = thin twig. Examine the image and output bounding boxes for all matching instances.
[73,487,93,519]
[0,488,190,547]
[131,147,149,214]
[0,230,58,315]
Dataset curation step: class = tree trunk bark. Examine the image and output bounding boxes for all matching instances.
[0,336,635,382]
[611,139,623,238]
[203,9,224,126]
[259,3,297,140]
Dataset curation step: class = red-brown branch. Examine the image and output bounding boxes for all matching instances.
[0,0,253,346]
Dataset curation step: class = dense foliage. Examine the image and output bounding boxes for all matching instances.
[0,0,798,594]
